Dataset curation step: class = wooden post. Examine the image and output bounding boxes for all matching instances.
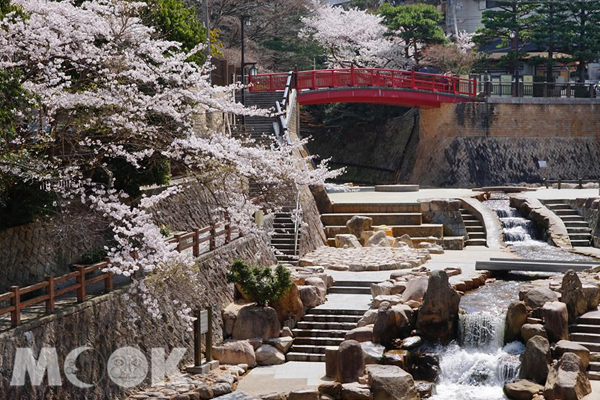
[175,234,182,252]
[194,309,202,366]
[206,306,213,362]
[209,224,216,251]
[76,266,86,303]
[10,286,20,327]
[45,276,55,314]
[193,229,200,257]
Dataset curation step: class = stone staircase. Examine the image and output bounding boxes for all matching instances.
[544,200,593,247]
[286,280,371,362]
[569,310,600,380]
[234,91,281,144]
[460,207,487,246]
[320,202,443,247]
[272,211,300,265]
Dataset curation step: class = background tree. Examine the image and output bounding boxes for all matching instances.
[563,0,600,83]
[379,3,446,66]
[421,44,478,74]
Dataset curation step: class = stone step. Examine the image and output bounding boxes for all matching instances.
[333,281,374,288]
[464,220,481,227]
[292,329,347,338]
[554,209,579,216]
[543,199,567,205]
[293,337,345,346]
[332,203,421,214]
[577,317,600,326]
[569,333,600,344]
[590,361,600,372]
[286,352,326,362]
[571,341,600,352]
[289,345,328,354]
[465,239,487,246]
[271,244,296,250]
[328,287,371,295]
[303,314,362,323]
[569,234,593,241]
[271,238,295,245]
[297,321,357,330]
[272,233,295,239]
[547,204,571,210]
[320,213,423,226]
[567,227,593,233]
[571,239,592,247]
[467,232,486,240]
[466,226,484,232]
[570,324,600,334]
[560,215,586,222]
[588,371,600,381]
[461,214,479,221]
[325,224,444,239]
[564,221,590,228]
[274,223,295,228]
[307,308,367,316]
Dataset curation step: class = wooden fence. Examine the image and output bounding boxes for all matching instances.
[0,219,240,328]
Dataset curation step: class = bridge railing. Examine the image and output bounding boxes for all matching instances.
[249,68,477,97]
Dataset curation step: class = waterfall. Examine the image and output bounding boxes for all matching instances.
[459,312,505,350]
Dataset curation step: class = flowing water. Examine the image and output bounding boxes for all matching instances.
[483,192,593,261]
[430,281,524,400]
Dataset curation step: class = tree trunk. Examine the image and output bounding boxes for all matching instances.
[546,49,554,84]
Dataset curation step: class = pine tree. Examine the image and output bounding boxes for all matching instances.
[563,0,600,83]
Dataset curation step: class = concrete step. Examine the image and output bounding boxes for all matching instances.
[571,239,592,247]
[547,204,571,210]
[320,213,422,226]
[293,337,345,346]
[569,234,593,241]
[466,226,484,232]
[567,227,593,233]
[307,309,367,316]
[333,281,374,287]
[328,287,371,295]
[570,324,600,333]
[569,333,600,343]
[572,341,600,352]
[272,233,295,239]
[543,199,567,205]
[303,314,362,323]
[289,345,328,354]
[465,238,487,246]
[286,352,326,362]
[590,361,600,372]
[297,321,357,330]
[464,220,481,227]
[554,209,579,216]
[461,215,479,221]
[332,203,421,214]
[564,221,590,228]
[560,215,586,222]
[588,371,600,381]
[292,329,347,338]
[577,317,600,326]
[325,224,444,239]
[468,232,486,240]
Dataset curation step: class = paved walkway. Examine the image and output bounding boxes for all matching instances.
[235,362,328,397]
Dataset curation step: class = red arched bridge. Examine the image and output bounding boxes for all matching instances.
[249,68,478,108]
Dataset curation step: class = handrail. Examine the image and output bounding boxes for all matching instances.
[0,216,241,328]
[249,67,477,97]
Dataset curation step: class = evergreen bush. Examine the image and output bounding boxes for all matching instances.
[226,259,292,307]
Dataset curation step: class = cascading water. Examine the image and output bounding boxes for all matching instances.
[430,281,525,400]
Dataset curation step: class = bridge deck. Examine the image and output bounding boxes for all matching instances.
[476,258,600,273]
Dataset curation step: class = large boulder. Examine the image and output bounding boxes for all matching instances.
[554,340,590,370]
[232,305,281,340]
[346,216,373,240]
[505,301,528,343]
[503,379,544,400]
[266,336,294,353]
[544,352,592,400]
[340,383,371,400]
[521,324,548,343]
[415,271,460,344]
[366,231,391,248]
[524,287,559,310]
[223,302,249,337]
[335,234,362,249]
[373,303,412,348]
[345,326,374,343]
[357,309,378,327]
[541,302,569,343]
[560,270,588,323]
[401,276,429,303]
[255,344,285,365]
[410,352,441,382]
[366,365,419,400]
[305,277,327,302]
[271,283,304,325]
[395,234,413,248]
[212,340,256,366]
[298,285,321,308]
[519,335,551,385]
[361,341,385,364]
[337,340,365,383]
[582,284,600,310]
[370,281,406,297]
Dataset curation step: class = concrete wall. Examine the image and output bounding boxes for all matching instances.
[0,234,275,400]
[411,102,600,187]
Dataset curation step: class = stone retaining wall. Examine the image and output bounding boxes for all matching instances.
[0,234,275,400]
[567,197,600,247]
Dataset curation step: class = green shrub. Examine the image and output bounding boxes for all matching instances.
[159,224,171,237]
[226,260,292,307]
[79,248,108,265]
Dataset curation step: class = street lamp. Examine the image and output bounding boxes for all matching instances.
[510,30,519,97]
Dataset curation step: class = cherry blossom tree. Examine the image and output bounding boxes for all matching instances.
[299,1,410,69]
[0,0,340,322]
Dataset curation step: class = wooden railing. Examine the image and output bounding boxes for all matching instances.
[0,219,241,328]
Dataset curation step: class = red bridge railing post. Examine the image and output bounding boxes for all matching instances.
[411,70,415,89]
[473,77,477,97]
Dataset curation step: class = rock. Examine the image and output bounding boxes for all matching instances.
[223,302,248,337]
[582,284,600,310]
[401,276,429,302]
[255,344,285,366]
[216,374,236,385]
[366,364,419,400]
[336,234,362,249]
[298,285,321,308]
[325,346,339,379]
[504,379,544,400]
[410,352,441,382]
[415,271,460,344]
[544,352,591,400]
[212,383,232,397]
[505,301,529,343]
[395,234,413,248]
[340,383,372,400]
[554,340,590,370]
[414,381,434,398]
[521,324,548,342]
[560,270,588,323]
[232,305,281,340]
[248,337,263,349]
[401,336,422,350]
[288,389,319,400]
[305,277,327,303]
[319,381,341,398]
[346,216,373,240]
[357,309,378,327]
[271,283,305,326]
[266,337,294,353]
[540,302,569,343]
[281,326,294,337]
[212,340,256,366]
[373,303,407,348]
[194,385,214,400]
[382,350,408,369]
[345,326,374,343]
[520,335,551,384]
[337,340,365,383]
[524,287,559,310]
[366,231,391,247]
[444,266,462,276]
[361,341,385,364]
[372,295,403,308]
[370,281,406,297]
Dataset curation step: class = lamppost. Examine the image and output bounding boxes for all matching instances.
[240,15,251,125]
[510,30,519,97]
